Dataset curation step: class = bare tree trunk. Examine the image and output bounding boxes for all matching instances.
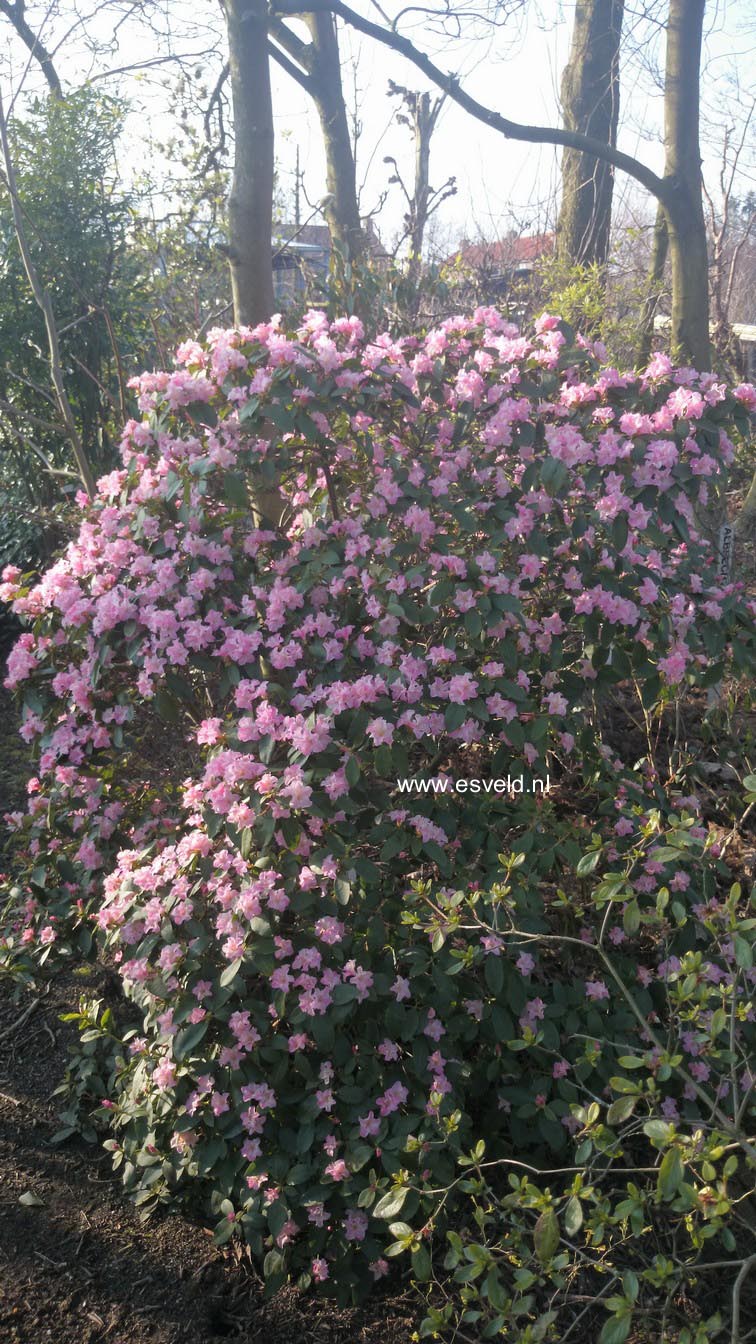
[303,12,363,279]
[273,0,716,368]
[269,12,363,301]
[407,92,434,287]
[223,0,275,326]
[557,0,623,267]
[384,82,453,304]
[661,0,710,369]
[637,203,669,365]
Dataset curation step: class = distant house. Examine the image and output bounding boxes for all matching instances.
[272,220,387,306]
[272,224,331,305]
[733,325,756,379]
[652,315,756,379]
[446,233,554,297]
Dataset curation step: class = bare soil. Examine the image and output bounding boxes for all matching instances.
[0,976,417,1344]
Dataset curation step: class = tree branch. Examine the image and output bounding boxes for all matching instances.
[0,0,63,97]
[268,14,314,68]
[267,38,316,95]
[270,0,670,203]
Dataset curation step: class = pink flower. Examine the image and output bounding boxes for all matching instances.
[153,1058,177,1090]
[324,1159,350,1182]
[733,382,756,411]
[197,717,224,745]
[315,916,345,944]
[585,980,610,1002]
[311,1258,329,1282]
[343,1208,368,1242]
[275,1219,300,1248]
[447,673,478,704]
[658,649,687,683]
[377,1039,400,1061]
[367,717,394,746]
[359,1111,381,1138]
[518,554,542,581]
[544,692,567,716]
[376,1082,408,1116]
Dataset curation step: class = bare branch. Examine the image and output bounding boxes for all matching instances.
[0,0,63,97]
[271,0,670,203]
[268,38,316,94]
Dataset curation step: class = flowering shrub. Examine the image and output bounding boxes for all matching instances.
[1,310,755,1336]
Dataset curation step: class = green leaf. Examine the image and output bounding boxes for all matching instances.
[173,1019,209,1061]
[733,935,753,969]
[643,1118,673,1145]
[658,1147,685,1200]
[412,1245,432,1280]
[607,1095,637,1126]
[263,1248,284,1278]
[563,1195,583,1237]
[373,1186,409,1219]
[622,901,640,936]
[153,689,180,722]
[576,850,601,877]
[484,954,504,996]
[445,703,467,732]
[609,1076,640,1095]
[335,877,352,904]
[599,1315,631,1344]
[533,1207,559,1264]
[219,958,243,988]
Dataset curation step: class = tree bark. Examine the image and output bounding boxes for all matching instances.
[271,0,668,200]
[0,1,63,98]
[302,12,364,277]
[661,0,710,369]
[272,0,713,367]
[223,0,275,326]
[407,92,436,287]
[637,203,669,365]
[557,0,623,267]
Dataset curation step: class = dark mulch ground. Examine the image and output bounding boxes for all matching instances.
[0,976,418,1344]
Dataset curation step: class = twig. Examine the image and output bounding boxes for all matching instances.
[732,1254,756,1344]
[196,301,234,341]
[0,996,41,1043]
